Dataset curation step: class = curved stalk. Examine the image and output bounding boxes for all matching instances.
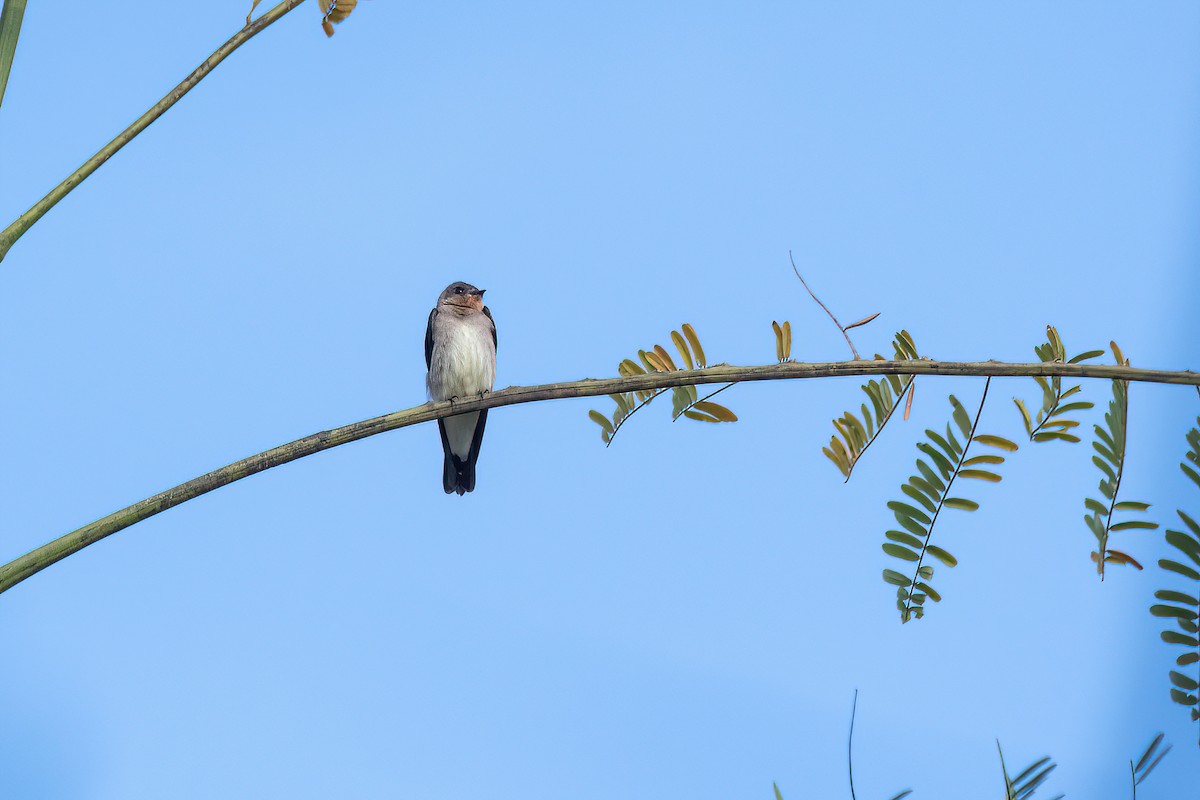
[1,359,1197,596]
[0,0,308,263]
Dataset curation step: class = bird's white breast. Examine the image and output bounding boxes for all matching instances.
[427,311,496,401]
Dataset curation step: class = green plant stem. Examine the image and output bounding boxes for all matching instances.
[790,250,862,359]
[0,0,307,264]
[1,360,1197,597]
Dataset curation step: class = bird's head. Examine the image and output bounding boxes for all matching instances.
[438,281,486,312]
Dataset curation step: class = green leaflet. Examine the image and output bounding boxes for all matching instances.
[902,483,938,513]
[1131,733,1171,789]
[588,410,614,436]
[681,323,706,368]
[926,545,957,567]
[973,434,1019,451]
[1155,589,1199,607]
[883,543,920,562]
[1110,520,1158,531]
[671,329,694,370]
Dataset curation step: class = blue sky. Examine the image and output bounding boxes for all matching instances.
[1,2,1198,797]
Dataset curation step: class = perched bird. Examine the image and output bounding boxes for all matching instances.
[425,281,497,495]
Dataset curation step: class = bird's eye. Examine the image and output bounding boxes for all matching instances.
[454,287,464,294]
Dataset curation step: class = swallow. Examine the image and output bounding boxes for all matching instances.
[425,281,497,495]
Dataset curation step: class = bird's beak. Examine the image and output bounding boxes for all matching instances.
[472,288,486,297]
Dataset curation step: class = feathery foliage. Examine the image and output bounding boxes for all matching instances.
[998,742,1063,800]
[1130,733,1171,795]
[1152,418,1200,739]
[1084,343,1158,579]
[1013,325,1101,443]
[882,381,1018,622]
[824,331,920,481]
[588,324,737,445]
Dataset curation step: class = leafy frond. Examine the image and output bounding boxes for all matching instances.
[998,741,1063,800]
[824,330,920,481]
[588,324,737,445]
[1013,325,1100,443]
[1131,732,1171,794]
[1152,417,1200,737]
[1084,343,1158,579]
[882,381,1017,622]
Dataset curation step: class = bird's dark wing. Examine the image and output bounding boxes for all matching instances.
[425,307,437,369]
[483,306,497,350]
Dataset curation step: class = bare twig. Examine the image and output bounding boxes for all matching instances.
[789,250,872,360]
[0,0,308,264]
[1,360,1197,597]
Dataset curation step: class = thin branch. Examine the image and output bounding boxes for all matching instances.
[606,387,669,446]
[0,0,308,264]
[848,689,859,800]
[1,360,1197,597]
[671,382,736,422]
[903,377,992,620]
[789,250,864,360]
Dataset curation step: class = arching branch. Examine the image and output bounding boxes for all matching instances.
[1,359,1197,596]
[0,0,308,264]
